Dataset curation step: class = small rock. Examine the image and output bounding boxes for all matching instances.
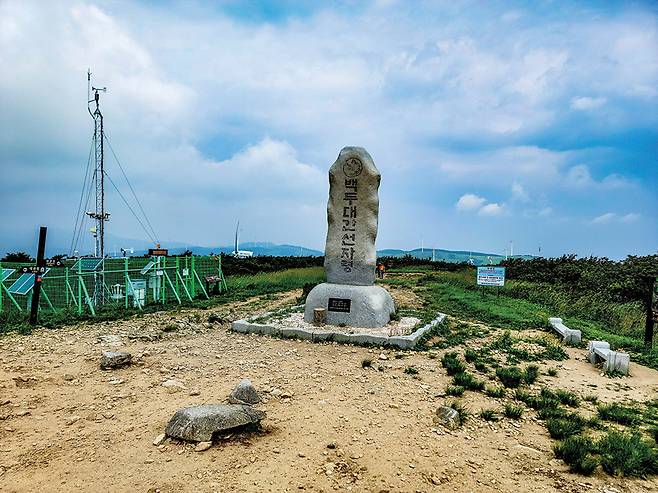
[165,404,265,442]
[195,441,212,452]
[189,390,201,396]
[65,415,81,426]
[326,441,337,449]
[162,379,186,393]
[153,434,166,446]
[273,448,280,454]
[100,351,132,370]
[323,462,336,476]
[228,379,261,405]
[434,406,460,430]
[280,391,293,399]
[62,374,75,381]
[379,353,388,360]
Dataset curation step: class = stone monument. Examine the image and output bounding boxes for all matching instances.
[304,147,395,328]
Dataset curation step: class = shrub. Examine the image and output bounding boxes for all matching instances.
[546,414,585,439]
[496,366,523,388]
[504,403,524,419]
[404,366,419,375]
[448,400,470,425]
[514,389,532,404]
[583,394,598,404]
[652,427,658,445]
[474,361,489,373]
[441,352,466,376]
[464,348,478,363]
[446,385,465,397]
[480,409,500,421]
[554,435,598,475]
[485,385,505,398]
[597,403,640,426]
[598,431,658,478]
[452,371,485,391]
[523,365,540,384]
[555,389,580,407]
[547,367,558,377]
[361,358,372,368]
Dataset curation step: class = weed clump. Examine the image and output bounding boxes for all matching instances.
[523,364,540,384]
[479,408,500,421]
[452,371,485,391]
[554,435,598,475]
[485,385,505,398]
[597,403,639,426]
[546,414,585,439]
[448,400,470,425]
[598,431,658,478]
[446,385,465,397]
[496,366,523,388]
[404,366,419,375]
[554,389,580,407]
[547,367,558,377]
[503,403,524,419]
[441,352,466,376]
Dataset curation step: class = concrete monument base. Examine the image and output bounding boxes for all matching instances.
[304,283,395,328]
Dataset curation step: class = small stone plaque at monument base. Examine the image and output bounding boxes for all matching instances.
[304,147,395,328]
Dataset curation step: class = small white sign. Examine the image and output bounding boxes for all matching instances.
[182,268,189,276]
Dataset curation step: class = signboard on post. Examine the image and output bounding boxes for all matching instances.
[477,267,506,287]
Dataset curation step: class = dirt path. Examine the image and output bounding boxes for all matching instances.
[1,290,657,492]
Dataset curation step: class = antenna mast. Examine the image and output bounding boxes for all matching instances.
[85,69,110,259]
[85,70,110,304]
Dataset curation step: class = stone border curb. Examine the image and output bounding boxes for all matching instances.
[587,340,630,376]
[231,307,446,349]
[548,317,582,344]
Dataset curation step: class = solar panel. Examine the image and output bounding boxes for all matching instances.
[8,269,50,295]
[70,258,103,271]
[1,268,15,282]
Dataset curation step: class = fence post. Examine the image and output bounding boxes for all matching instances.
[162,256,166,304]
[124,257,129,309]
[77,258,82,315]
[191,255,196,298]
[175,256,180,299]
[0,260,3,314]
[65,267,69,307]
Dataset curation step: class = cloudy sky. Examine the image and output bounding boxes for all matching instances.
[1,0,657,258]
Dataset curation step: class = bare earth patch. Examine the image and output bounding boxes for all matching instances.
[0,290,657,492]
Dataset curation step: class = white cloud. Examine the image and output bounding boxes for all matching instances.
[455,193,486,211]
[478,203,504,216]
[570,96,607,110]
[591,212,640,224]
[511,181,530,202]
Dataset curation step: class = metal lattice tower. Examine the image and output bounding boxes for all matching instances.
[85,70,110,304]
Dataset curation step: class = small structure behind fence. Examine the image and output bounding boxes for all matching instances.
[0,255,226,317]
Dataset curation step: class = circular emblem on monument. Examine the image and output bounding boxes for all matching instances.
[343,157,363,178]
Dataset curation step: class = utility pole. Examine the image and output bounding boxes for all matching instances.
[29,227,47,325]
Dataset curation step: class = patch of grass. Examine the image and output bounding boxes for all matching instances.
[464,348,478,363]
[514,389,532,404]
[207,313,222,323]
[489,331,568,363]
[598,402,640,426]
[555,389,580,407]
[523,364,540,384]
[546,414,586,439]
[598,431,658,478]
[452,371,485,391]
[446,385,465,397]
[583,394,598,404]
[162,323,178,333]
[361,358,372,368]
[448,400,470,425]
[554,435,599,475]
[441,352,466,376]
[496,366,523,388]
[651,427,658,445]
[547,367,558,377]
[485,385,506,398]
[504,403,524,419]
[480,408,501,421]
[404,366,419,375]
[474,361,489,373]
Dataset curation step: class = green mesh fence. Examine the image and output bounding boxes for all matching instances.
[0,256,226,317]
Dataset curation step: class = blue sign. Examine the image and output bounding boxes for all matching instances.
[477,267,505,287]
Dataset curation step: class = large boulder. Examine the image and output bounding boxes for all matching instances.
[100,351,132,370]
[228,379,261,405]
[165,404,265,442]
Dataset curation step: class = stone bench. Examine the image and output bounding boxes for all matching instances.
[548,317,582,344]
[587,341,630,375]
